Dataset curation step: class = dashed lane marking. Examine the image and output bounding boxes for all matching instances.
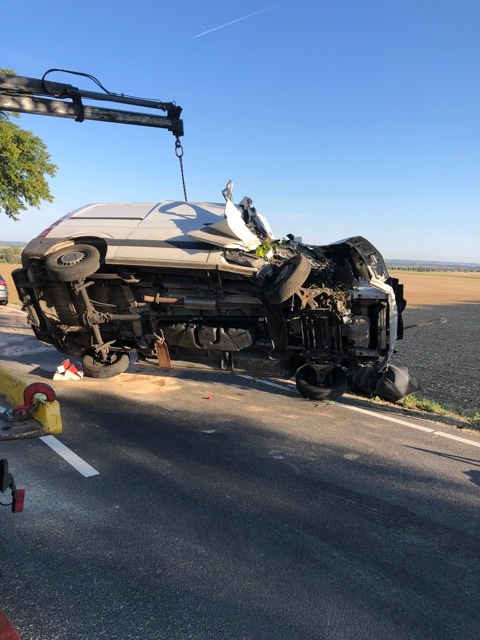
[1,403,99,476]
[40,436,100,477]
[236,375,480,451]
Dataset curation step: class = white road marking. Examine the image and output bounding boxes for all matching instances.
[1,404,99,475]
[235,377,480,451]
[432,430,480,448]
[334,403,480,448]
[236,374,297,393]
[332,402,435,433]
[40,436,100,477]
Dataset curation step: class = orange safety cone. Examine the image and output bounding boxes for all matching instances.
[0,611,21,640]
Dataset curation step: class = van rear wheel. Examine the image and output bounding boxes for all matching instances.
[45,244,100,282]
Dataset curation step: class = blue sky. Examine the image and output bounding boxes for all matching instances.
[1,0,479,262]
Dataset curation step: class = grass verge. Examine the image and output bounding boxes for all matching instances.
[369,393,480,430]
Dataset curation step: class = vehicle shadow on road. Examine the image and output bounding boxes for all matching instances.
[4,384,480,640]
[465,469,480,488]
[404,446,480,489]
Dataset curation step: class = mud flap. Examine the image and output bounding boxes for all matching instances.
[350,362,422,402]
[374,365,422,402]
[154,335,172,369]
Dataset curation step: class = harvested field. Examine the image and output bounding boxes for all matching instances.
[1,264,478,414]
[391,271,479,415]
[392,271,480,307]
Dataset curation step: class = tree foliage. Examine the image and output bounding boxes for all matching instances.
[0,245,23,263]
[0,68,58,220]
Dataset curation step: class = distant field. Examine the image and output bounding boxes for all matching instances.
[2,264,479,308]
[390,270,480,307]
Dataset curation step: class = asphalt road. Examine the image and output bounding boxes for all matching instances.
[1,306,480,640]
[394,303,480,414]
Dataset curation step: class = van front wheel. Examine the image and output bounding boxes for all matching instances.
[295,365,348,401]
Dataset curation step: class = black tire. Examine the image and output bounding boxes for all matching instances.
[45,244,100,282]
[295,365,348,401]
[0,300,7,306]
[82,352,130,379]
[263,254,311,304]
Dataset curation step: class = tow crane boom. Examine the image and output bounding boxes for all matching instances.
[0,70,184,137]
[0,71,184,513]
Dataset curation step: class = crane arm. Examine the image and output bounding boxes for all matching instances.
[0,72,184,137]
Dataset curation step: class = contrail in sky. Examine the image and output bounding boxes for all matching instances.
[193,1,290,39]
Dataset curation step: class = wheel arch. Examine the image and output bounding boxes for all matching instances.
[22,236,109,267]
[44,237,109,262]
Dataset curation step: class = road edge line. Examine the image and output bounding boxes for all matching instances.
[236,375,480,450]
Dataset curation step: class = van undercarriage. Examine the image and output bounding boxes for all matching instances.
[13,236,419,402]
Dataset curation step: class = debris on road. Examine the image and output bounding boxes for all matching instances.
[53,359,84,381]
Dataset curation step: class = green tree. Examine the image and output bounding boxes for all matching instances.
[0,68,57,220]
